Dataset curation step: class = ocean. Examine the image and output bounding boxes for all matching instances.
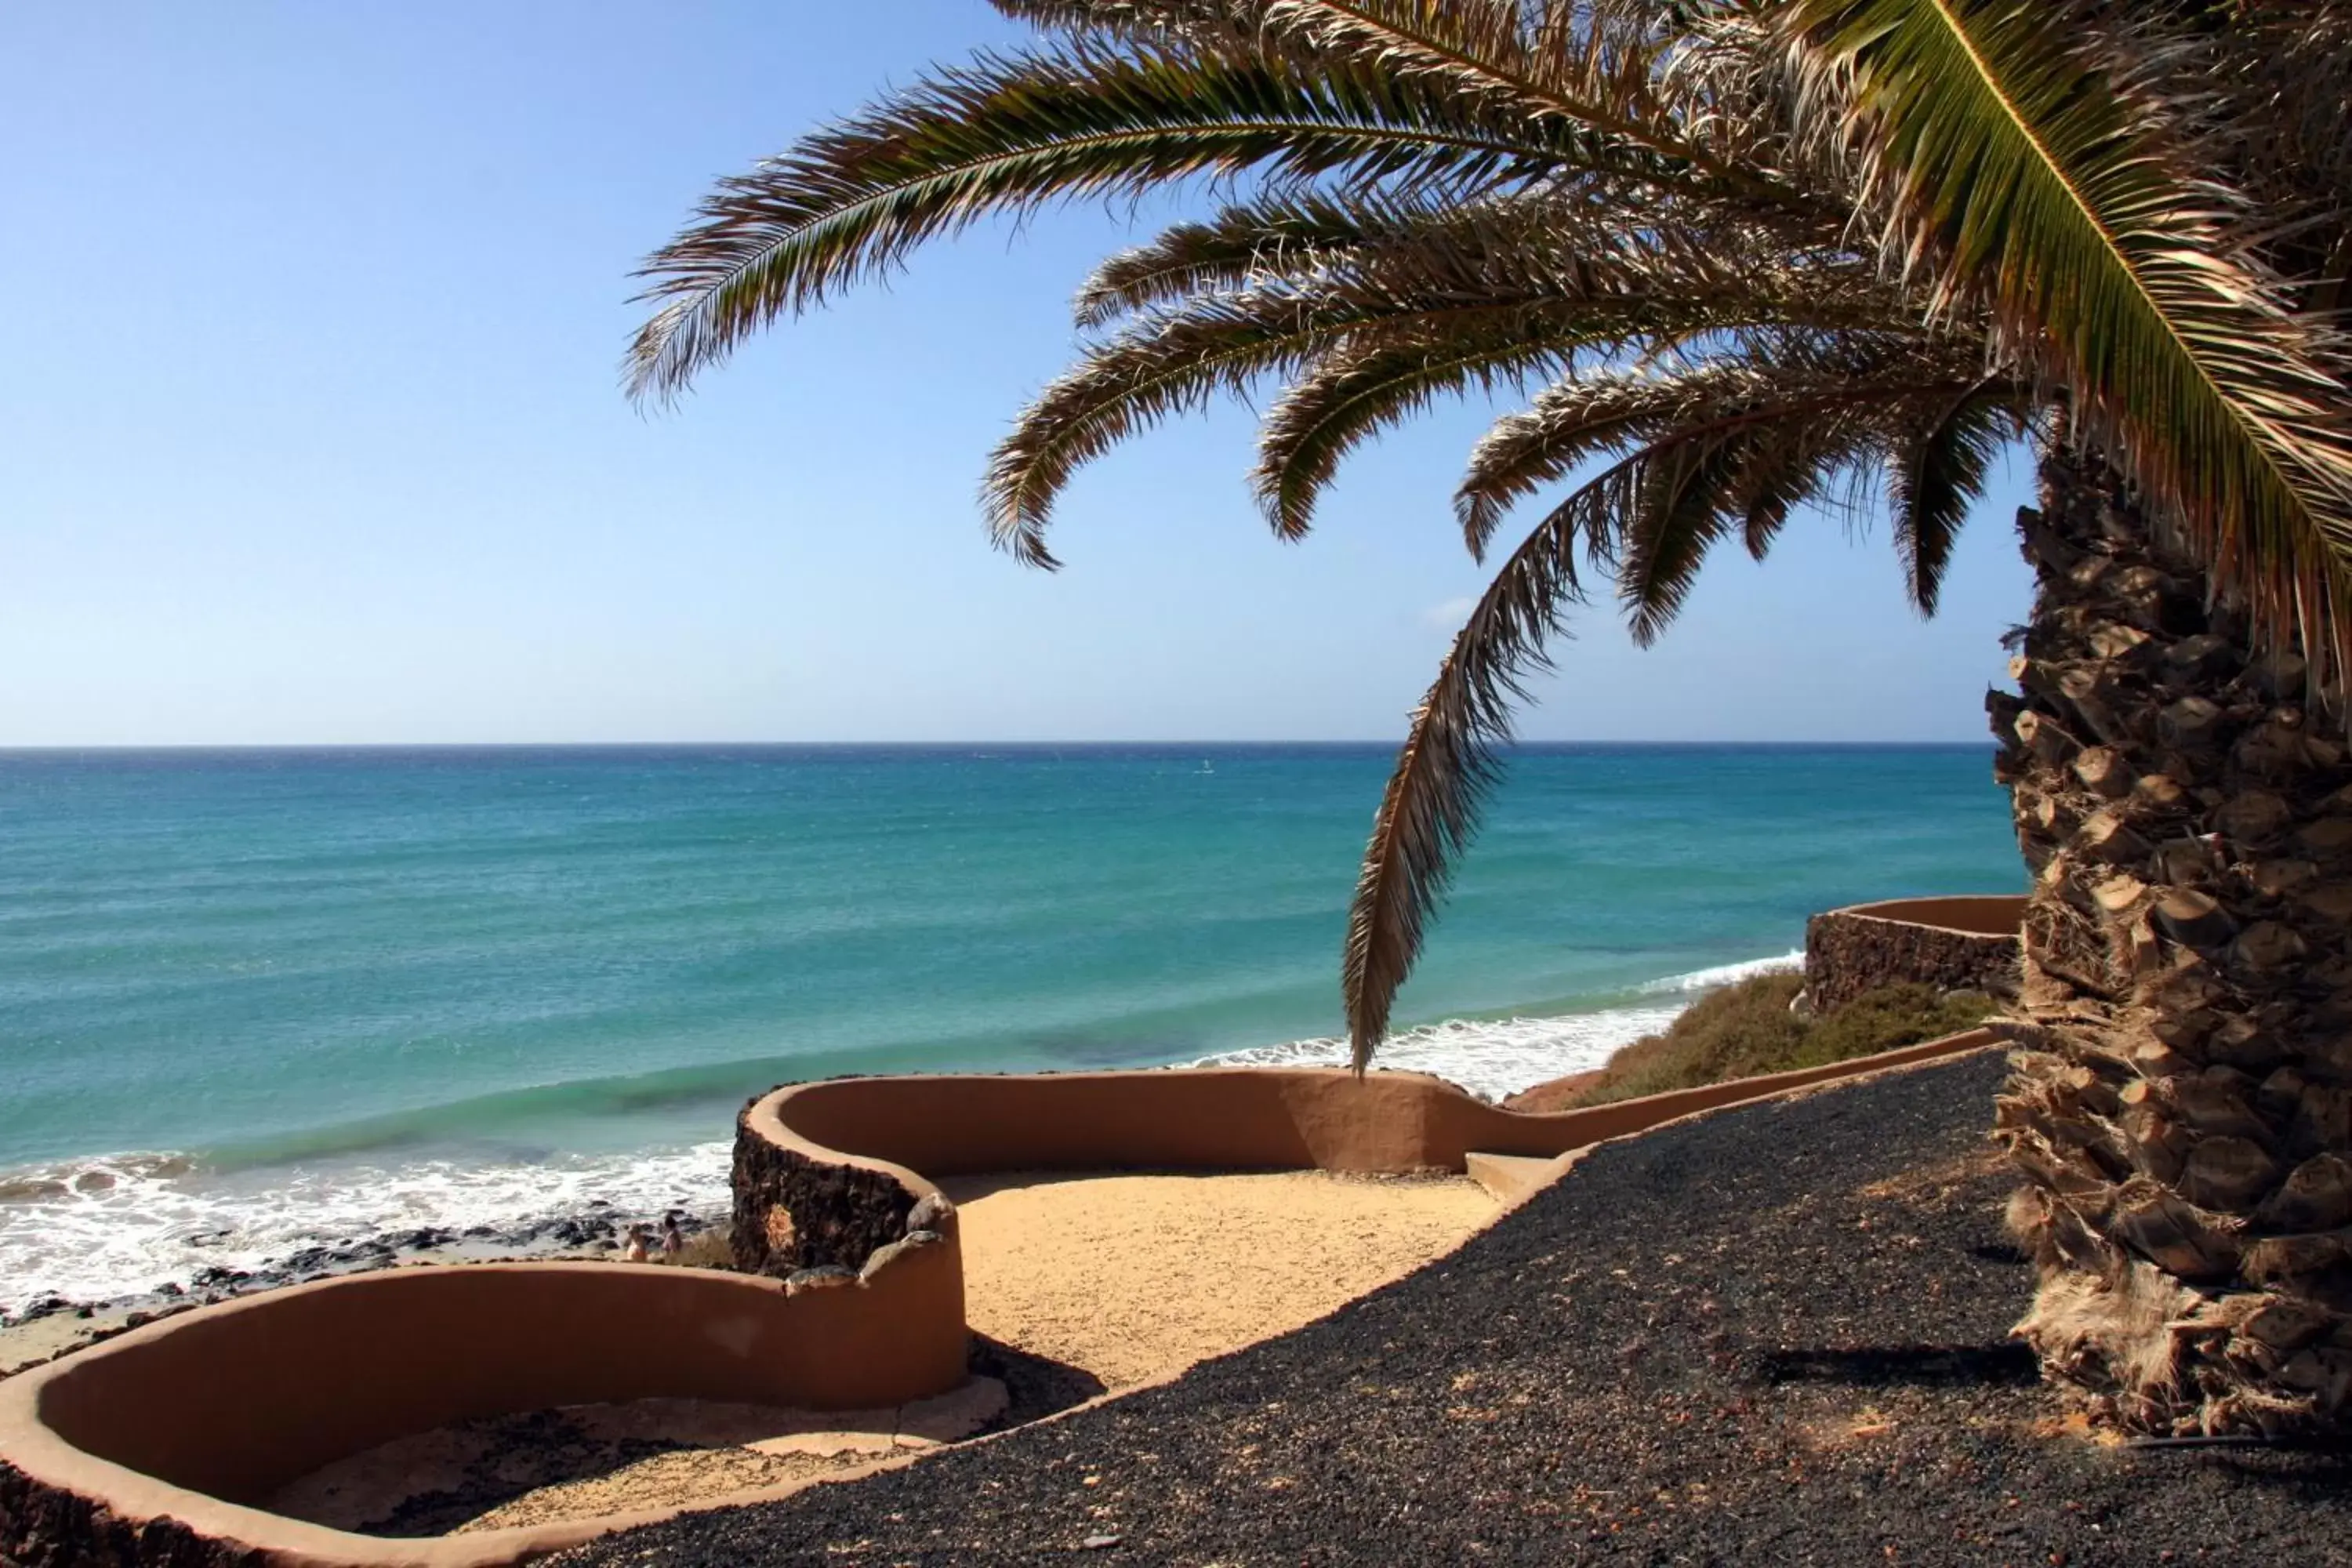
[0,744,2019,1311]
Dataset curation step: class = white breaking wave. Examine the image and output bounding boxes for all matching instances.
[1636,949,1805,994]
[1194,951,1803,1101]
[0,1142,731,1315]
[1192,1003,1691,1102]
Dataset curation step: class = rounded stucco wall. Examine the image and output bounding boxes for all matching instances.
[735,1039,2002,1269]
[1,1032,2005,1568]
[1804,894,2026,1012]
[0,1255,964,1567]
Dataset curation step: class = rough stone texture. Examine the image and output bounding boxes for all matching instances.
[1,1457,266,1567]
[1804,908,2021,1011]
[730,1088,913,1277]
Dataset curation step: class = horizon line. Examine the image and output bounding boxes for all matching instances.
[0,737,2001,753]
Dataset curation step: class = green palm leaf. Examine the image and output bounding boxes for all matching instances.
[1074,194,1392,328]
[989,285,1620,563]
[1345,373,1926,1062]
[1454,343,1979,559]
[1784,0,2352,682]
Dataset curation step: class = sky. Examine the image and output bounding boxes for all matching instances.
[0,4,2035,746]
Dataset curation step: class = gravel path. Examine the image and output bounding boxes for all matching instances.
[561,1054,2352,1566]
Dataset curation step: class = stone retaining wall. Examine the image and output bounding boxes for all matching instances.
[1804,895,2026,1012]
[730,1088,914,1276]
[0,1461,240,1568]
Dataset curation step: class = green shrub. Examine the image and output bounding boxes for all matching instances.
[1573,973,1994,1107]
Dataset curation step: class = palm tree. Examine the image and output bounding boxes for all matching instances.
[628,1,2352,1435]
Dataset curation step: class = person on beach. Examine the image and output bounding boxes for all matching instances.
[621,1224,651,1264]
[661,1213,684,1261]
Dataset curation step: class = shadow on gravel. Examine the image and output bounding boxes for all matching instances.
[1760,1341,2039,1388]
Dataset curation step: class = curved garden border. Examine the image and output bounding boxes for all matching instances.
[0,1026,2003,1568]
[0,1255,961,1567]
[732,1035,2005,1286]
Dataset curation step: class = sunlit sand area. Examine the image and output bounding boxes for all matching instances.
[238,1168,1498,1535]
[943,1167,1499,1391]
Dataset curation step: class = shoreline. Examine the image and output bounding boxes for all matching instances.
[0,1203,727,1375]
[0,956,1809,1316]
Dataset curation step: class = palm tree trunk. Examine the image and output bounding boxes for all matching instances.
[1994,445,2352,1436]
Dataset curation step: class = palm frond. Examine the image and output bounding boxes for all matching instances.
[985,292,1336,565]
[990,278,1602,561]
[1343,448,1605,1065]
[1455,343,1981,560]
[1007,237,1870,555]
[1074,194,1393,328]
[1346,409,1845,1062]
[1616,435,1759,645]
[1889,386,2017,614]
[1348,362,2004,1058]
[627,41,1618,405]
[1253,336,1566,539]
[1784,0,2352,689]
[1248,0,1826,215]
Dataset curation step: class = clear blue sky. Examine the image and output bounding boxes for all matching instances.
[0,4,2033,746]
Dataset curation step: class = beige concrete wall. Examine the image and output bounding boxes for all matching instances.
[3,1029,1998,1568]
[759,1033,2001,1184]
[0,1254,964,1567]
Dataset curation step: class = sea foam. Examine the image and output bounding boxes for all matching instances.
[0,1142,731,1316]
[1193,950,1802,1101]
[1637,949,1805,993]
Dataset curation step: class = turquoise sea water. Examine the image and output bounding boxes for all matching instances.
[0,744,2019,1307]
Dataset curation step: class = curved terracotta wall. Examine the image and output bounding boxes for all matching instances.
[0,1256,963,1567]
[1804,894,2025,1011]
[2,1029,2001,1568]
[738,1032,2003,1269]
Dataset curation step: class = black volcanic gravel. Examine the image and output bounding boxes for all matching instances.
[559,1055,2352,1566]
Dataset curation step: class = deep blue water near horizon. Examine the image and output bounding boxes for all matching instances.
[0,742,2020,1306]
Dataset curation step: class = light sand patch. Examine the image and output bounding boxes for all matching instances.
[265,1381,1005,1537]
[0,1306,137,1376]
[942,1168,1496,1390]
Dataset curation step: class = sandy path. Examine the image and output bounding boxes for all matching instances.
[943,1168,1497,1391]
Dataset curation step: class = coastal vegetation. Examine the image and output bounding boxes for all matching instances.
[630,3,2352,1436]
[1510,974,1994,1112]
